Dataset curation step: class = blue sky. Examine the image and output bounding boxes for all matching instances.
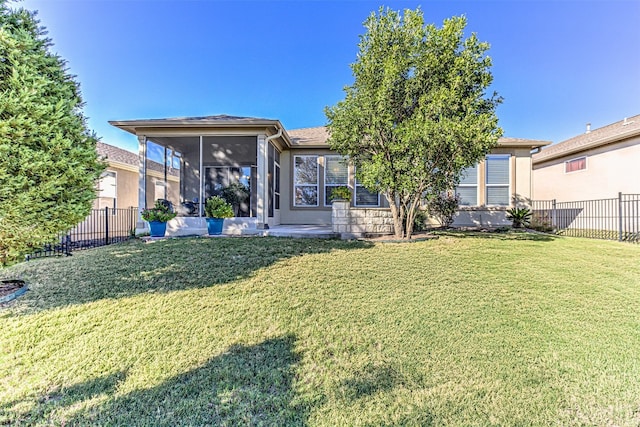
[17,0,640,153]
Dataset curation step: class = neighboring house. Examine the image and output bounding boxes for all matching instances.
[109,115,549,236]
[95,141,179,210]
[533,114,640,201]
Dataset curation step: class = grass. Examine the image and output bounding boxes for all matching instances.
[1,232,639,426]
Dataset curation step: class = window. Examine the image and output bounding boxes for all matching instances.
[294,155,319,206]
[98,170,117,209]
[354,171,379,207]
[565,157,586,173]
[485,155,510,206]
[456,164,478,206]
[98,171,116,199]
[154,179,166,201]
[324,156,349,206]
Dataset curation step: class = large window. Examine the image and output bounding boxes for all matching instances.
[294,155,319,206]
[565,156,586,173]
[485,155,510,206]
[354,171,379,207]
[324,156,349,206]
[456,165,478,206]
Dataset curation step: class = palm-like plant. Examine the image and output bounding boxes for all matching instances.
[506,207,532,228]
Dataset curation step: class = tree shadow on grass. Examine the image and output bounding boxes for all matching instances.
[2,335,310,426]
[338,362,435,426]
[435,229,557,242]
[0,237,373,313]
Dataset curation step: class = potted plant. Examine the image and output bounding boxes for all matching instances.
[204,196,234,235]
[329,186,352,202]
[141,200,177,237]
[506,207,532,229]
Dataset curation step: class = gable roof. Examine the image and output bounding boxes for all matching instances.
[533,114,640,164]
[286,126,550,149]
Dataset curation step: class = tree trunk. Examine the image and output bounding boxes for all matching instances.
[387,193,405,239]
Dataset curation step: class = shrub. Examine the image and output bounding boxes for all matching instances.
[426,192,460,227]
[205,196,234,219]
[506,207,532,228]
[413,209,430,232]
[141,200,177,223]
[329,186,352,202]
[530,218,554,233]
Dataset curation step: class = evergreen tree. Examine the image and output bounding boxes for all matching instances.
[0,1,104,264]
[326,8,503,239]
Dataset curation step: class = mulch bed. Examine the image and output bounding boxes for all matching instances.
[363,231,440,242]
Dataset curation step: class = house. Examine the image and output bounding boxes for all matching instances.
[95,141,179,211]
[532,114,640,201]
[109,115,549,237]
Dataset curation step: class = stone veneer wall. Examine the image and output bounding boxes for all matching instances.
[331,200,394,239]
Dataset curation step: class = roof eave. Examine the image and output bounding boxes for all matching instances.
[533,128,640,164]
[497,139,552,149]
[108,119,292,147]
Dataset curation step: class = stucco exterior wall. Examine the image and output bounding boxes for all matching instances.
[94,164,139,210]
[278,149,334,225]
[115,167,139,208]
[533,136,640,202]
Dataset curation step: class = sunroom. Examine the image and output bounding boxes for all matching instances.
[109,115,288,236]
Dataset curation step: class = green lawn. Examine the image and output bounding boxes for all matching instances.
[1,233,639,426]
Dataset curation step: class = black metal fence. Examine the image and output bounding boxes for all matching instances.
[531,193,640,243]
[27,207,138,260]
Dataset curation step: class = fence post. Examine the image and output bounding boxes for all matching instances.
[618,192,623,242]
[105,206,110,246]
[551,199,557,230]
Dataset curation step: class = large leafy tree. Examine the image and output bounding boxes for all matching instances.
[326,8,503,239]
[0,1,104,264]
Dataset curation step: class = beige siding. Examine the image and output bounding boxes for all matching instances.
[533,136,640,201]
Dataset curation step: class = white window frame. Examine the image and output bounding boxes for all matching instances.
[485,154,511,206]
[565,156,587,174]
[293,155,319,207]
[456,165,479,206]
[98,170,117,209]
[324,155,350,207]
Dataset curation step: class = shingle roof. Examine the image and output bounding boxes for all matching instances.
[97,141,178,176]
[97,141,137,167]
[287,126,330,146]
[533,114,640,164]
[287,126,550,148]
